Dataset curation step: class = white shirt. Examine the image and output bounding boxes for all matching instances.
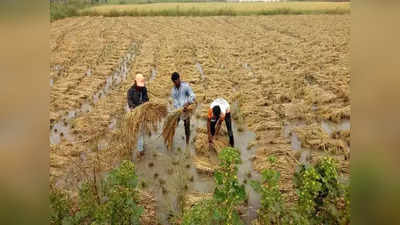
[210,98,230,117]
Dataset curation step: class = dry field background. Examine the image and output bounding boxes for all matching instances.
[50,15,350,221]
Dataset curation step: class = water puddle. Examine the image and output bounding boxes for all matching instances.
[108,118,117,131]
[195,62,205,80]
[130,102,261,224]
[283,119,351,164]
[150,67,157,81]
[49,43,138,145]
[50,120,74,145]
[232,123,262,223]
[132,113,214,224]
[86,68,92,77]
[321,119,350,136]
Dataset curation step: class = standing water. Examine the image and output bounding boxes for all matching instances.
[131,102,262,224]
[232,123,262,223]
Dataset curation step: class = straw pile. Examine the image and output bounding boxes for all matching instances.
[121,101,168,149]
[193,155,217,175]
[194,128,229,155]
[162,104,196,150]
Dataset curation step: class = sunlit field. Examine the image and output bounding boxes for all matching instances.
[79,2,350,17]
[50,14,350,224]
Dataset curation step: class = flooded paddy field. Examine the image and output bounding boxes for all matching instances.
[50,15,350,224]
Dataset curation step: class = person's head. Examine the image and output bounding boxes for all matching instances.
[212,106,221,121]
[135,73,145,87]
[171,72,180,88]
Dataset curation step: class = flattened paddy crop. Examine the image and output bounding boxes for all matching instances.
[50,15,350,224]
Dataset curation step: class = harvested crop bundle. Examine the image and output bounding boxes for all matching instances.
[121,101,168,150]
[194,131,229,155]
[162,104,196,150]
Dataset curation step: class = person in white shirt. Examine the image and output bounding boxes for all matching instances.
[207,98,234,147]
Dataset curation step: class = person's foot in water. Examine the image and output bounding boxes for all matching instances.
[137,151,144,159]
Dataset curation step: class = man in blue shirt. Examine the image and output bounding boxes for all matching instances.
[170,72,196,144]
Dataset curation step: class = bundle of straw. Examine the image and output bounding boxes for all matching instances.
[194,132,229,155]
[162,104,196,150]
[121,101,168,150]
[194,127,229,154]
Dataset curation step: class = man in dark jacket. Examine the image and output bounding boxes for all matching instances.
[127,73,149,158]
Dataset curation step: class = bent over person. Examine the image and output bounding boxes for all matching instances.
[127,73,149,158]
[207,98,234,147]
[170,72,196,144]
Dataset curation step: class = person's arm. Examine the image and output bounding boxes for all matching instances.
[143,87,149,103]
[127,89,135,109]
[184,84,196,107]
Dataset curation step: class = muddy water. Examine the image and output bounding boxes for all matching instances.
[321,120,350,136]
[283,119,351,164]
[151,67,157,81]
[132,109,214,224]
[131,102,261,224]
[195,62,205,80]
[50,120,75,145]
[49,43,137,145]
[232,123,262,224]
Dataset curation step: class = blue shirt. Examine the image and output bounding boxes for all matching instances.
[171,82,196,109]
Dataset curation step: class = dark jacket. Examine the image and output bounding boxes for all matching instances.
[127,85,149,109]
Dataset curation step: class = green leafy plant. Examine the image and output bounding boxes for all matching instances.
[294,156,350,225]
[181,199,217,225]
[182,147,246,225]
[49,184,74,225]
[49,160,144,225]
[251,156,350,225]
[213,147,246,225]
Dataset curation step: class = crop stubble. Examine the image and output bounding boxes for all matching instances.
[50,15,350,211]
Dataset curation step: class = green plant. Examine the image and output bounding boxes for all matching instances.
[182,147,246,225]
[49,185,74,225]
[250,156,305,225]
[181,199,217,225]
[96,160,143,225]
[50,0,87,22]
[251,156,350,225]
[294,157,350,225]
[49,160,144,225]
[213,147,246,225]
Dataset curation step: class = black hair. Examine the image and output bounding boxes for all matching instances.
[171,72,180,81]
[212,106,221,118]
